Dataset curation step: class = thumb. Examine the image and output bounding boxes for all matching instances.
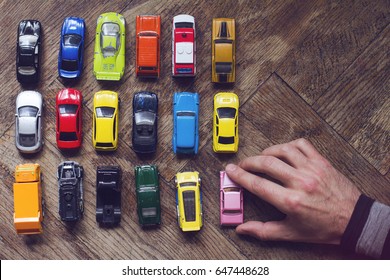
[236,220,295,241]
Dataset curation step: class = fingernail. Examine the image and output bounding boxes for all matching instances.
[226,164,237,172]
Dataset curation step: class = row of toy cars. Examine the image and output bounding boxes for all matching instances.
[15,89,239,154]
[12,162,243,234]
[16,14,235,83]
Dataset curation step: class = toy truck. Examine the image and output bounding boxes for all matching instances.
[13,163,43,234]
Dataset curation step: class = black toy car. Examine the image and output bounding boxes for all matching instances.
[132,91,158,153]
[16,20,41,83]
[96,166,121,226]
[57,161,84,222]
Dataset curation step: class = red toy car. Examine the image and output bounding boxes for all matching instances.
[56,88,82,149]
[172,15,196,77]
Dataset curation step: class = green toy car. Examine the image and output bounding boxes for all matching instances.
[135,165,161,226]
[93,12,125,81]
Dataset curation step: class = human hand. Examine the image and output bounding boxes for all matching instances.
[225,138,361,244]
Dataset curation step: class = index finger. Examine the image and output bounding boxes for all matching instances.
[225,164,291,213]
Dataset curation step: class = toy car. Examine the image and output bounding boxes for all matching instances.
[56,88,82,149]
[92,90,119,151]
[175,171,202,232]
[172,92,199,154]
[212,18,235,83]
[135,165,161,226]
[58,17,85,79]
[93,12,125,81]
[13,163,43,234]
[132,92,158,154]
[57,161,84,222]
[136,15,161,78]
[172,14,196,77]
[16,20,41,83]
[15,90,43,153]
[220,171,243,226]
[96,166,121,226]
[213,92,239,153]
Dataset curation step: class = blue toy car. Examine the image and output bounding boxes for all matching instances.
[172,92,199,154]
[58,17,85,79]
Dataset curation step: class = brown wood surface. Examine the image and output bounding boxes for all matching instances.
[0,0,389,260]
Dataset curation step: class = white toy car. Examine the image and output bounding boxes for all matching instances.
[15,90,43,153]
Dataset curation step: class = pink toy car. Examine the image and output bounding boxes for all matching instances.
[220,171,243,226]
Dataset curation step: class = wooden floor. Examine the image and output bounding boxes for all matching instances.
[0,0,389,260]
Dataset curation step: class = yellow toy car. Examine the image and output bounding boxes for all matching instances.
[175,171,202,232]
[213,92,239,152]
[13,163,43,234]
[93,90,119,151]
[93,12,125,81]
[212,18,235,83]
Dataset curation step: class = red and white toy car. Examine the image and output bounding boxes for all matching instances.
[172,14,196,77]
[56,88,82,149]
[220,171,243,226]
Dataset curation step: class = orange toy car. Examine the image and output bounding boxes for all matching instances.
[136,15,161,78]
[13,163,43,234]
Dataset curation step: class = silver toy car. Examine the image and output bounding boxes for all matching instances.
[15,90,43,153]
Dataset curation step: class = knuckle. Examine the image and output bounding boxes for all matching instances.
[285,194,302,213]
[256,224,271,240]
[297,138,309,146]
[260,156,277,169]
[301,177,319,193]
[280,144,293,154]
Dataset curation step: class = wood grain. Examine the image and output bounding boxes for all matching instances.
[313,25,390,175]
[276,0,390,104]
[0,0,389,260]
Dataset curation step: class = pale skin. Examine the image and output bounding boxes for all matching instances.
[225,138,361,244]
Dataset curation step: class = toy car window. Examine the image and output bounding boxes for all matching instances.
[64,34,81,46]
[61,166,75,178]
[19,35,38,47]
[96,107,115,118]
[142,207,157,217]
[219,136,235,144]
[135,111,155,125]
[175,22,193,28]
[60,132,78,141]
[19,133,36,147]
[177,112,195,116]
[215,62,232,74]
[61,59,79,71]
[18,106,38,117]
[217,108,236,118]
[139,31,158,36]
[224,187,240,192]
[59,104,78,114]
[18,66,36,75]
[101,23,120,57]
[183,190,196,222]
[180,182,196,187]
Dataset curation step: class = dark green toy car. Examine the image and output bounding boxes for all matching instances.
[135,165,161,225]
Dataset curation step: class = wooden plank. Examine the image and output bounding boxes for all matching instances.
[276,0,390,104]
[313,26,390,175]
[240,74,390,204]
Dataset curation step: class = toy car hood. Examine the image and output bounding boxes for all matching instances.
[16,91,42,109]
[173,15,195,25]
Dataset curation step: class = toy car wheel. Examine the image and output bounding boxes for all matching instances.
[198,177,201,184]
[174,177,177,185]
[79,201,84,214]
[176,205,180,225]
[42,199,45,218]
